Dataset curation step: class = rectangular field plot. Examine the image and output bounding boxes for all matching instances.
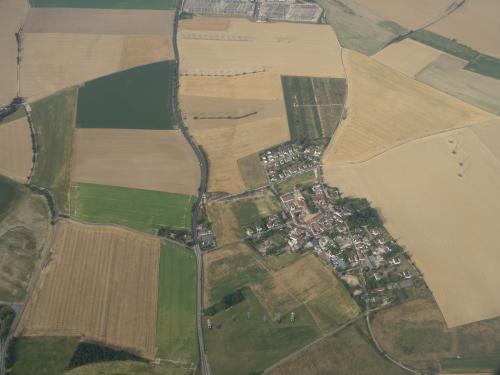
[70,183,194,233]
[76,61,175,130]
[15,220,160,358]
[29,0,177,10]
[30,87,77,214]
[156,243,197,366]
[281,76,346,143]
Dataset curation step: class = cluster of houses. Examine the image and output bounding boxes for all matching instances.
[245,182,422,308]
[260,143,322,184]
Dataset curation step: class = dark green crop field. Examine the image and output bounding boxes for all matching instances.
[70,183,194,233]
[76,61,175,130]
[29,0,177,10]
[0,176,24,219]
[281,76,346,143]
[156,243,198,366]
[29,87,78,214]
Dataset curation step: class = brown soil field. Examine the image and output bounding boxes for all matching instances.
[0,117,33,182]
[323,50,494,165]
[374,39,442,77]
[0,0,28,106]
[23,8,174,35]
[352,0,454,30]
[428,0,500,58]
[324,126,500,327]
[119,35,172,71]
[181,16,230,31]
[15,219,160,358]
[72,129,199,195]
[471,120,500,161]
[416,54,500,116]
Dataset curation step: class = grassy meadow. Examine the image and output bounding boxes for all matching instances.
[70,183,194,233]
[156,243,198,367]
[275,170,317,194]
[76,61,175,130]
[0,176,25,219]
[29,0,178,9]
[237,153,268,190]
[30,87,77,214]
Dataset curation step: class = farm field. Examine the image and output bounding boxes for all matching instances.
[353,0,454,30]
[0,0,28,107]
[314,0,406,56]
[64,361,192,375]
[0,116,32,183]
[21,8,174,101]
[206,190,282,245]
[236,153,268,190]
[0,176,25,220]
[7,336,80,375]
[179,17,344,193]
[0,189,51,302]
[72,129,199,195]
[156,243,197,367]
[15,220,161,358]
[29,87,77,214]
[269,321,407,375]
[427,0,500,59]
[323,50,494,165]
[281,76,346,142]
[416,54,500,115]
[70,183,194,234]
[76,61,175,130]
[373,39,443,78]
[29,0,178,9]
[372,295,500,372]
[324,125,500,327]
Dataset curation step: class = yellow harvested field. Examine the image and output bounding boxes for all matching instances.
[374,39,442,77]
[179,18,345,192]
[324,125,500,327]
[72,129,200,195]
[428,0,500,58]
[0,0,28,106]
[323,51,494,165]
[16,220,160,358]
[352,0,454,30]
[120,35,172,71]
[206,200,241,247]
[0,117,33,182]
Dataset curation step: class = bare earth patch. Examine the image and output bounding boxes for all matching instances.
[323,50,494,165]
[0,117,33,183]
[324,126,500,327]
[71,129,200,195]
[15,220,160,358]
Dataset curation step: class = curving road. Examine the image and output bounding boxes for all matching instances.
[170,5,211,375]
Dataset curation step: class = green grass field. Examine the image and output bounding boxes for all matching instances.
[7,337,79,375]
[156,243,198,367]
[275,170,317,194]
[237,153,268,190]
[76,61,175,130]
[0,108,25,125]
[29,0,177,10]
[70,183,194,233]
[410,29,500,80]
[64,360,193,375]
[205,288,319,375]
[440,356,500,373]
[0,176,25,219]
[30,87,77,214]
[281,76,346,143]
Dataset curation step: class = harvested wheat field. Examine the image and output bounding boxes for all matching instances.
[323,50,494,165]
[374,39,442,77]
[72,129,199,195]
[181,16,230,31]
[0,0,28,106]
[352,0,454,30]
[428,0,500,58]
[15,219,160,358]
[0,117,33,182]
[324,124,500,327]
[20,8,174,101]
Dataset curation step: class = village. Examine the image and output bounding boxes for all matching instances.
[244,181,423,309]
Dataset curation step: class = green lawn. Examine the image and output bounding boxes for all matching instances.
[30,87,77,214]
[156,243,198,367]
[7,337,79,375]
[0,176,25,219]
[70,183,194,233]
[29,0,177,9]
[76,61,175,130]
[205,288,319,375]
